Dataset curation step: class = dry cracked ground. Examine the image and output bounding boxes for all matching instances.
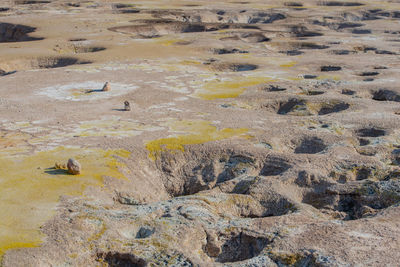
[0,0,400,266]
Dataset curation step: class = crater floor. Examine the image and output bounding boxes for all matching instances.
[0,0,400,266]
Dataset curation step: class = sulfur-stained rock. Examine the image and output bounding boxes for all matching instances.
[101,82,110,92]
[204,230,222,257]
[67,158,81,175]
[124,101,131,111]
[54,162,66,169]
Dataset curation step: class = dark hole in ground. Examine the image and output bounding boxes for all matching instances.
[359,138,370,146]
[356,167,372,180]
[216,155,255,183]
[303,74,317,79]
[341,89,355,95]
[157,151,259,197]
[303,172,400,220]
[321,65,341,72]
[302,90,324,95]
[375,50,396,55]
[0,23,43,42]
[330,50,353,55]
[352,29,371,34]
[356,127,386,137]
[111,3,139,13]
[297,42,329,49]
[112,3,135,8]
[265,85,286,92]
[337,22,364,30]
[73,46,106,53]
[294,137,326,154]
[290,26,323,37]
[222,63,258,72]
[33,57,91,69]
[216,233,270,263]
[97,252,147,267]
[260,157,291,176]
[0,70,16,76]
[67,3,80,7]
[372,89,400,102]
[113,8,140,14]
[69,38,87,41]
[317,1,364,6]
[14,0,50,4]
[109,21,232,38]
[0,7,10,12]
[240,32,270,43]
[212,48,248,54]
[277,98,306,115]
[284,2,303,6]
[359,72,379,76]
[282,50,304,56]
[318,102,349,115]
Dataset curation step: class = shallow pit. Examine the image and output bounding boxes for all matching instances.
[264,85,286,92]
[359,71,379,76]
[0,23,43,43]
[294,42,329,50]
[97,252,147,267]
[30,57,90,69]
[212,48,248,55]
[317,1,364,6]
[14,0,50,4]
[356,127,386,137]
[216,233,270,263]
[276,98,349,116]
[0,56,91,73]
[284,2,303,7]
[303,179,400,220]
[320,65,342,72]
[260,156,291,176]
[109,20,252,39]
[239,32,270,43]
[76,46,105,53]
[294,137,327,154]
[372,89,400,102]
[209,62,258,72]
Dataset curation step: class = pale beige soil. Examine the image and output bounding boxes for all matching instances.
[0,0,400,266]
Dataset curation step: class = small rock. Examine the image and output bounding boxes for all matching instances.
[124,101,131,111]
[102,82,110,92]
[67,158,81,175]
[136,226,154,238]
[204,230,221,257]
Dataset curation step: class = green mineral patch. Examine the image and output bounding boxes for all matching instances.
[145,120,250,160]
[194,76,275,100]
[0,147,129,257]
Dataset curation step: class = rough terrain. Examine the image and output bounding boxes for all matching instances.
[0,0,400,266]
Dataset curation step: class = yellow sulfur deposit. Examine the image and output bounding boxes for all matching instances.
[194,76,275,100]
[0,147,129,256]
[145,120,250,160]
